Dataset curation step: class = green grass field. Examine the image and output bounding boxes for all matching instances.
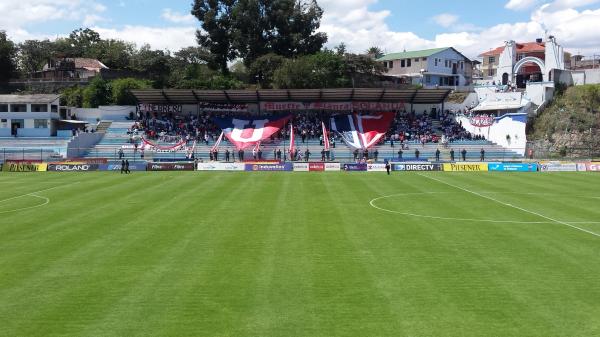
[1,171,599,337]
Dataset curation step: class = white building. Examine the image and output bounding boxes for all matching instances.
[377,47,473,88]
[0,95,61,137]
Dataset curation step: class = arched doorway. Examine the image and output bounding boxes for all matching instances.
[513,56,545,88]
[502,73,509,85]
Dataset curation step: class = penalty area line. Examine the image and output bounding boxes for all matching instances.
[0,181,81,205]
[416,173,600,238]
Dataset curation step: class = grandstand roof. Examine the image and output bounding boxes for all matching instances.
[130,88,452,105]
[0,94,60,104]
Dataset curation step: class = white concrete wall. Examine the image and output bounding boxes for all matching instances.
[524,82,554,106]
[74,106,135,121]
[457,113,528,155]
[584,69,600,84]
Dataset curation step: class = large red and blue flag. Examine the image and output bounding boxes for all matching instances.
[330,112,395,150]
[212,115,291,150]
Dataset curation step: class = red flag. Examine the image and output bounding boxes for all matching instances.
[288,122,295,157]
[322,121,330,151]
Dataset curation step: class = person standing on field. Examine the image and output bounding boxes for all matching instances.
[125,159,130,174]
[450,148,455,161]
[480,148,485,162]
[435,148,440,162]
[461,148,467,161]
[385,161,391,175]
[121,159,126,174]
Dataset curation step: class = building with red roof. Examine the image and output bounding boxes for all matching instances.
[480,39,546,85]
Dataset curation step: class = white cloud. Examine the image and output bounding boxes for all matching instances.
[431,13,459,28]
[161,8,195,24]
[505,0,540,10]
[92,25,198,51]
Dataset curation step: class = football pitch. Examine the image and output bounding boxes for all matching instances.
[0,171,599,337]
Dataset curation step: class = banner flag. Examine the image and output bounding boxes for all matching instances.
[289,122,295,158]
[141,137,187,151]
[330,112,394,150]
[322,121,330,151]
[212,115,291,150]
[211,132,224,153]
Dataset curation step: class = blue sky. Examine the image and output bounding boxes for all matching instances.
[2,0,600,58]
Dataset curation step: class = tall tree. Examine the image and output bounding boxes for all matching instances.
[0,31,16,82]
[17,39,54,75]
[68,28,102,58]
[233,0,327,66]
[191,0,238,74]
[366,46,384,59]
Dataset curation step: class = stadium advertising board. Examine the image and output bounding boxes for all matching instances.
[343,163,368,171]
[488,163,538,172]
[137,104,182,114]
[245,163,293,171]
[147,163,195,171]
[293,163,309,172]
[196,163,245,171]
[99,163,147,171]
[2,161,48,172]
[392,163,442,171]
[48,164,99,172]
[367,163,387,172]
[325,163,341,171]
[443,163,489,172]
[576,162,600,172]
[309,163,325,171]
[539,162,578,172]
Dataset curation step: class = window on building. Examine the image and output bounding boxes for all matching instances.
[435,58,438,66]
[388,61,393,68]
[517,54,524,61]
[34,119,48,128]
[488,68,495,77]
[0,104,8,112]
[414,58,419,63]
[407,59,411,67]
[422,57,427,61]
[488,57,496,64]
[401,59,405,67]
[10,104,26,112]
[51,105,58,113]
[425,75,431,84]
[31,104,48,112]
[445,60,448,67]
[461,62,464,70]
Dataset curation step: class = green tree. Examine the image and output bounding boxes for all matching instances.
[60,86,85,108]
[248,53,286,88]
[191,0,238,73]
[82,77,111,108]
[17,39,54,75]
[68,28,102,58]
[130,45,171,87]
[111,78,152,105]
[91,39,136,70]
[0,31,17,82]
[366,46,384,59]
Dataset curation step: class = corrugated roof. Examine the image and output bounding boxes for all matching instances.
[0,94,60,104]
[130,88,452,105]
[377,48,450,61]
[72,58,108,70]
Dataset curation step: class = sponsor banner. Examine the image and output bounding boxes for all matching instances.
[245,163,293,171]
[261,101,404,111]
[367,163,387,172]
[2,161,48,172]
[576,162,600,172]
[147,163,195,171]
[309,162,325,172]
[137,103,182,114]
[48,164,99,172]
[343,163,368,172]
[443,163,489,172]
[325,163,341,171]
[243,160,281,164]
[196,163,245,171]
[393,163,442,171]
[293,163,309,172]
[488,163,538,172]
[539,162,578,172]
[99,163,147,171]
[60,158,108,164]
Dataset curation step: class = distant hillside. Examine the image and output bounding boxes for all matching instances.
[528,84,600,158]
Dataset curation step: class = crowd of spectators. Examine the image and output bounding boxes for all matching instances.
[132,109,482,148]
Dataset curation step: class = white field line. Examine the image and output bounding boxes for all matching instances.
[416,173,600,238]
[0,194,49,214]
[0,182,80,205]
